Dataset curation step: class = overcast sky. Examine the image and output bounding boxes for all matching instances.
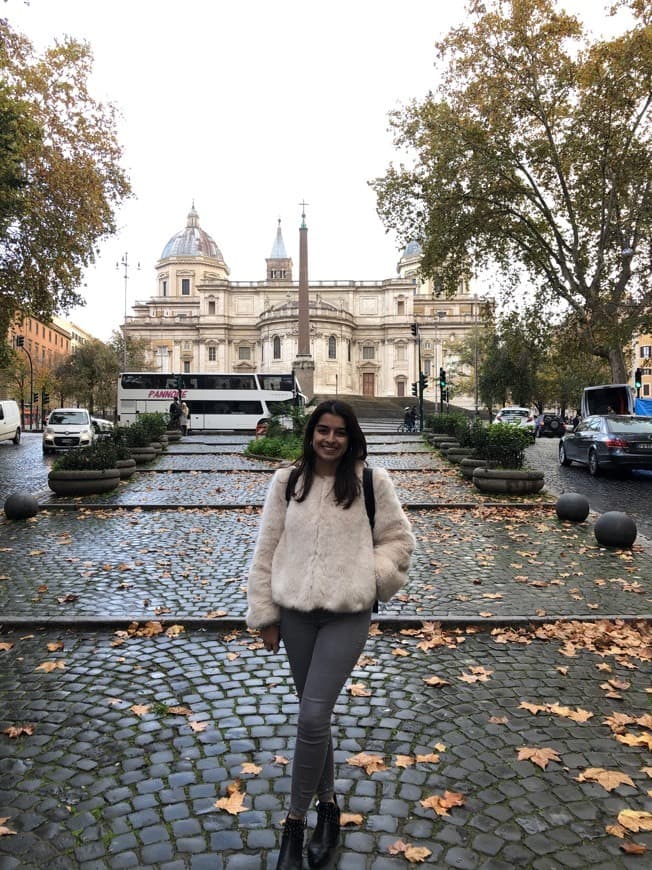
[5,0,622,340]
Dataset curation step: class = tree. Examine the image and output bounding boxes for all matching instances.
[373,0,652,382]
[0,19,131,345]
[55,340,120,416]
[108,330,152,372]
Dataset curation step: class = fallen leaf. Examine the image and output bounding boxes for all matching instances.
[215,780,248,814]
[0,642,14,652]
[129,704,150,717]
[189,721,208,732]
[241,762,262,775]
[165,624,185,638]
[340,812,363,827]
[618,809,652,833]
[346,752,387,775]
[489,716,509,725]
[395,755,414,768]
[620,841,647,855]
[576,768,635,792]
[35,661,66,672]
[3,724,35,738]
[423,676,451,687]
[273,755,289,765]
[46,642,64,652]
[168,706,192,717]
[0,817,16,837]
[347,682,371,697]
[517,746,561,770]
[387,839,433,862]
[415,752,440,764]
[420,790,465,816]
[606,822,629,838]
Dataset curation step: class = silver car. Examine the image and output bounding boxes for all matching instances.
[559,414,652,475]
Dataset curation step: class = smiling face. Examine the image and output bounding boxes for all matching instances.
[312,412,349,475]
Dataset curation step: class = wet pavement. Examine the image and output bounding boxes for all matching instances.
[0,432,650,868]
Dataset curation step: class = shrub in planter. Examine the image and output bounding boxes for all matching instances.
[479,423,532,469]
[247,434,302,460]
[52,442,118,471]
[122,421,151,449]
[427,413,467,435]
[135,412,168,443]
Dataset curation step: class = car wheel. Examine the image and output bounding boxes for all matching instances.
[588,449,601,476]
[559,443,572,467]
[12,428,20,445]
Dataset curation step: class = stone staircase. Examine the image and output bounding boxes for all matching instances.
[310,394,442,421]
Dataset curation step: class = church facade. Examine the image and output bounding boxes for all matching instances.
[124,206,487,401]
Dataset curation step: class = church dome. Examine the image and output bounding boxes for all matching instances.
[160,205,226,262]
[402,240,422,258]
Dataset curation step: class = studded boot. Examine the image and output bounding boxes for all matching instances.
[276,815,306,870]
[307,799,340,868]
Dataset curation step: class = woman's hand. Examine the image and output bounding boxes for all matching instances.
[260,623,281,653]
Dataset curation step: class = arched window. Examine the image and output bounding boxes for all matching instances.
[328,335,337,359]
[273,335,281,360]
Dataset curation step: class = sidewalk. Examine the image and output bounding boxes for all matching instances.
[0,434,650,868]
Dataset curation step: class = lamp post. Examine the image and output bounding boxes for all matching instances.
[117,252,140,369]
[15,336,33,430]
[473,295,480,419]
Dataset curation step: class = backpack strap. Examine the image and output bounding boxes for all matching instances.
[285,466,375,530]
[363,466,375,529]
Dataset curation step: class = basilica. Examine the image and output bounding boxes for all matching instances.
[124,205,486,401]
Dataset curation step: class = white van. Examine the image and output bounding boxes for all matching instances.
[580,384,636,418]
[0,400,22,445]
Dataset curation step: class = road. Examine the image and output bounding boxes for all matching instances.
[3,429,652,541]
[525,434,652,541]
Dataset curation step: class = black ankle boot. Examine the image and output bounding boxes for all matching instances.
[307,799,340,868]
[276,815,306,870]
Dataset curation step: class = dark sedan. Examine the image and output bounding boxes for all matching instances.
[559,414,652,475]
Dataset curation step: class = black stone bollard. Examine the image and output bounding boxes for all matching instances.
[555,492,590,523]
[594,511,637,549]
[4,491,39,520]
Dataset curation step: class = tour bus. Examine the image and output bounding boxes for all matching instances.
[117,371,302,431]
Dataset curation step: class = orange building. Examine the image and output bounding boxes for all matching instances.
[633,332,652,399]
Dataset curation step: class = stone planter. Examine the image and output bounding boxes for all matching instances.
[446,447,477,464]
[159,433,169,450]
[48,468,120,497]
[149,441,163,456]
[460,458,489,480]
[438,440,460,452]
[129,446,157,465]
[430,434,456,446]
[472,468,544,495]
[165,429,182,443]
[115,458,137,479]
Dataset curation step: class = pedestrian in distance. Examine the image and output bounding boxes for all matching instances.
[180,400,190,435]
[410,406,417,431]
[403,406,412,432]
[169,396,182,430]
[247,399,415,869]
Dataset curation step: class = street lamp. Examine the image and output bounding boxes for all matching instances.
[473,295,480,419]
[117,252,140,369]
[14,335,33,430]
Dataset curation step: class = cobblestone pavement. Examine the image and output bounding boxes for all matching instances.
[1,433,651,867]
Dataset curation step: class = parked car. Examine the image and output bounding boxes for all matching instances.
[492,406,536,438]
[0,399,21,445]
[91,417,114,440]
[534,412,566,438]
[559,414,652,475]
[43,408,94,454]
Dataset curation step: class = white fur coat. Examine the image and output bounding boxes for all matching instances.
[246,464,415,628]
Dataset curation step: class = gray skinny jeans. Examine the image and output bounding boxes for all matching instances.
[279,606,372,817]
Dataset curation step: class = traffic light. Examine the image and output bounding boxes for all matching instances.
[15,335,24,347]
[419,372,428,391]
[635,368,643,389]
[411,381,418,397]
[33,393,39,403]
[410,322,418,337]
[42,391,50,405]
[439,367,447,389]
[442,387,449,402]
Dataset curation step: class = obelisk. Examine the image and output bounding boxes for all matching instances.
[293,203,315,400]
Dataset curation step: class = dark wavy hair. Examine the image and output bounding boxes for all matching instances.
[290,400,367,508]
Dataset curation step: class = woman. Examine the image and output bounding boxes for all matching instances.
[247,400,415,869]
[180,401,190,435]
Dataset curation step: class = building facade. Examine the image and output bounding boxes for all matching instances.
[633,332,652,399]
[124,206,488,401]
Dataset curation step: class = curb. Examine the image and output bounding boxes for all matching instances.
[1,613,650,632]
